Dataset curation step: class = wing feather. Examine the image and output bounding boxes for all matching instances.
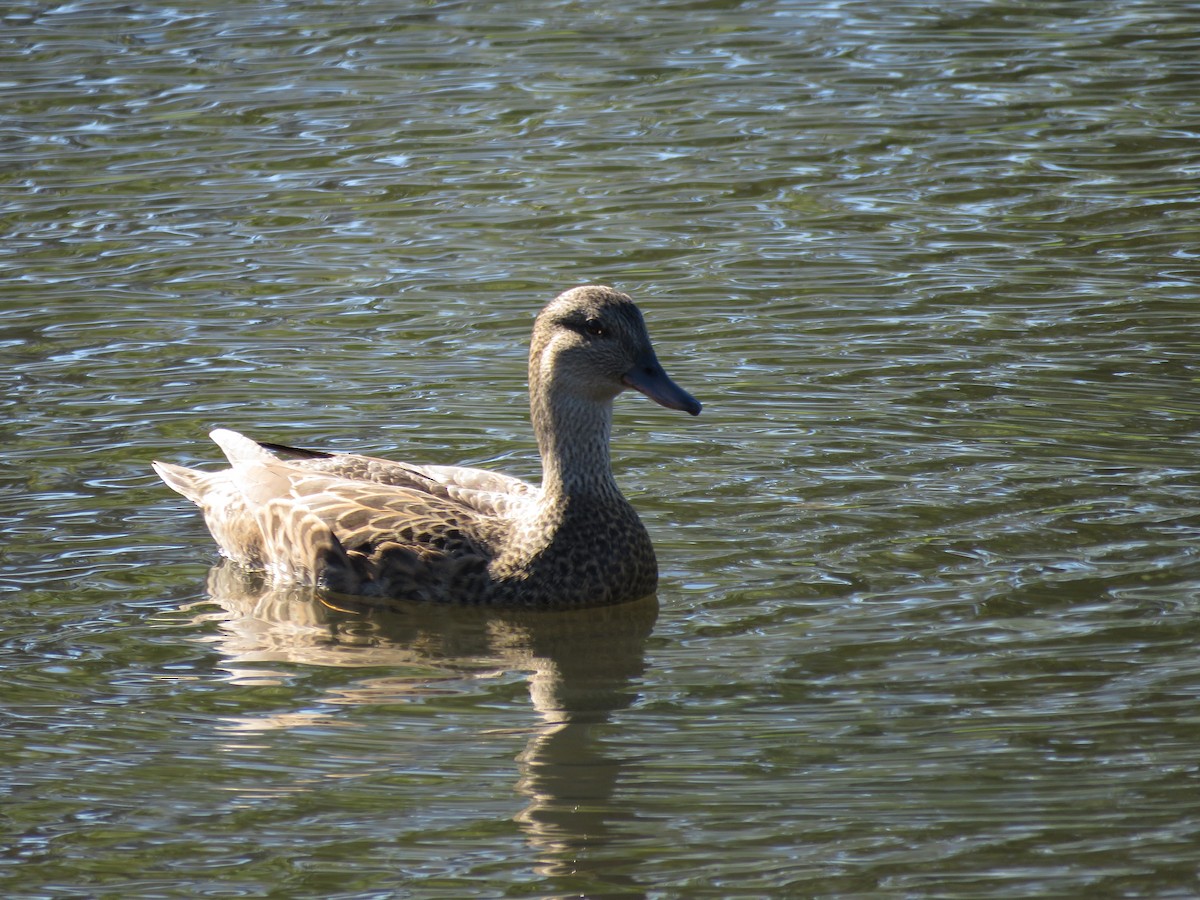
[157,430,526,599]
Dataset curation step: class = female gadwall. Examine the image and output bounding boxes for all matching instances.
[154,286,701,608]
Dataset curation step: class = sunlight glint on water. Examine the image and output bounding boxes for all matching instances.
[3,1,1200,896]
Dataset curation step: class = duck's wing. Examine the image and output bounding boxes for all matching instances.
[254,439,537,519]
[155,430,504,599]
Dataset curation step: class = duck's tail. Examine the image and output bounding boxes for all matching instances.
[154,429,361,592]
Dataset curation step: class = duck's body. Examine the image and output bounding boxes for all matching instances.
[153,286,701,608]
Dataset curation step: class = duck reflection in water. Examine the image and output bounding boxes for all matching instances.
[195,562,657,889]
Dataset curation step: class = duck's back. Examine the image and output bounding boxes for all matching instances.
[265,447,538,521]
[154,430,519,600]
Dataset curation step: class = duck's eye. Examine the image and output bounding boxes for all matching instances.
[584,319,607,337]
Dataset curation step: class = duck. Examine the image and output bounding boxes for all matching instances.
[153,285,702,608]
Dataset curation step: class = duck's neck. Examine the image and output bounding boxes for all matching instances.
[531,384,622,502]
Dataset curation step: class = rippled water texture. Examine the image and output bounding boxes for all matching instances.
[4,1,1200,896]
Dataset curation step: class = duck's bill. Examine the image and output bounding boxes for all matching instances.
[622,362,702,416]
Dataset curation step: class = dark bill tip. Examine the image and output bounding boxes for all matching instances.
[622,366,702,416]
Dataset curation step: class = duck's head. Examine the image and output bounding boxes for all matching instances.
[530,285,701,416]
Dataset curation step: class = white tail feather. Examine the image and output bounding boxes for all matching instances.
[209,429,278,466]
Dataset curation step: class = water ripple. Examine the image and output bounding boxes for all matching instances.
[4,0,1200,895]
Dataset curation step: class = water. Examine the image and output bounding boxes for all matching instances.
[4,1,1200,895]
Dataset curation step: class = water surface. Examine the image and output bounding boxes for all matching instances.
[4,1,1200,896]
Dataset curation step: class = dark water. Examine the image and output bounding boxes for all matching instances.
[4,1,1200,896]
